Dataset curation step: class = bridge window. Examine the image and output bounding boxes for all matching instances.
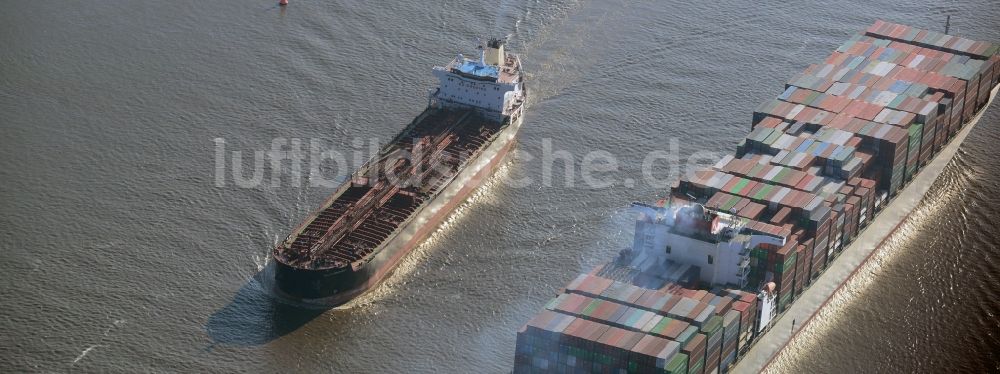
[707,255,714,265]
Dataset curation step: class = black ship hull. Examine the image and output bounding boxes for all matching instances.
[273,107,522,305]
[273,254,373,304]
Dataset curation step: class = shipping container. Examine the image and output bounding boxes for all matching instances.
[516,20,998,374]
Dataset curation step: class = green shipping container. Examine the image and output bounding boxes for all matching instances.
[754,185,774,200]
[775,253,797,272]
[582,300,601,316]
[701,316,723,335]
[665,353,689,374]
[649,317,675,337]
[689,360,705,374]
[778,291,793,311]
[677,325,700,346]
[730,179,750,195]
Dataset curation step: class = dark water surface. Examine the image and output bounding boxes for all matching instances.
[2,1,998,372]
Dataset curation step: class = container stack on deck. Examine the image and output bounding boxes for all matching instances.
[515,273,761,374]
[676,19,998,313]
[515,21,997,373]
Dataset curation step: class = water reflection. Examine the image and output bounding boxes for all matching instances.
[206,265,328,346]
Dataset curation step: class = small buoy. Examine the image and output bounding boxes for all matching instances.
[279,0,288,5]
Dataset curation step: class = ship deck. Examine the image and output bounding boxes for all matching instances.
[275,109,507,270]
[734,82,999,374]
[443,53,522,84]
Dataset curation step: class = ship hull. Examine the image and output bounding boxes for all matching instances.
[274,111,523,305]
[734,82,999,373]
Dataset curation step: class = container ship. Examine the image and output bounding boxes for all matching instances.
[273,39,526,305]
[514,20,998,374]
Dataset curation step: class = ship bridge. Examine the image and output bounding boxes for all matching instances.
[630,202,786,289]
[454,59,500,80]
[432,38,525,117]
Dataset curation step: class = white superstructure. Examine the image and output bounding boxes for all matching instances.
[630,202,786,289]
[756,285,778,334]
[431,38,525,121]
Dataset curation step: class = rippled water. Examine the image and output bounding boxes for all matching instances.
[2,0,998,372]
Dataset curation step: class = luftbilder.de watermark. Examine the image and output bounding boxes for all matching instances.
[212,137,722,189]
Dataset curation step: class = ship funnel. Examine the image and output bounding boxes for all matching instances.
[484,37,505,66]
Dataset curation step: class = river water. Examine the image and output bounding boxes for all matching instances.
[2,0,998,372]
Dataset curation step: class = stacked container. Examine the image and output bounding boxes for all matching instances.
[794,244,810,296]
[631,335,681,374]
[517,20,999,374]
[905,123,923,181]
[720,310,741,371]
[846,195,862,239]
[804,203,831,280]
[849,177,875,227]
[729,301,754,353]
[700,316,724,374]
[592,327,644,372]
[921,110,940,164]
[774,239,798,311]
[515,310,585,372]
[664,353,689,374]
[681,333,707,374]
[874,125,909,195]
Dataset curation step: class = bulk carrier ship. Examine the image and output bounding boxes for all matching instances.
[273,39,526,305]
[515,21,999,374]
